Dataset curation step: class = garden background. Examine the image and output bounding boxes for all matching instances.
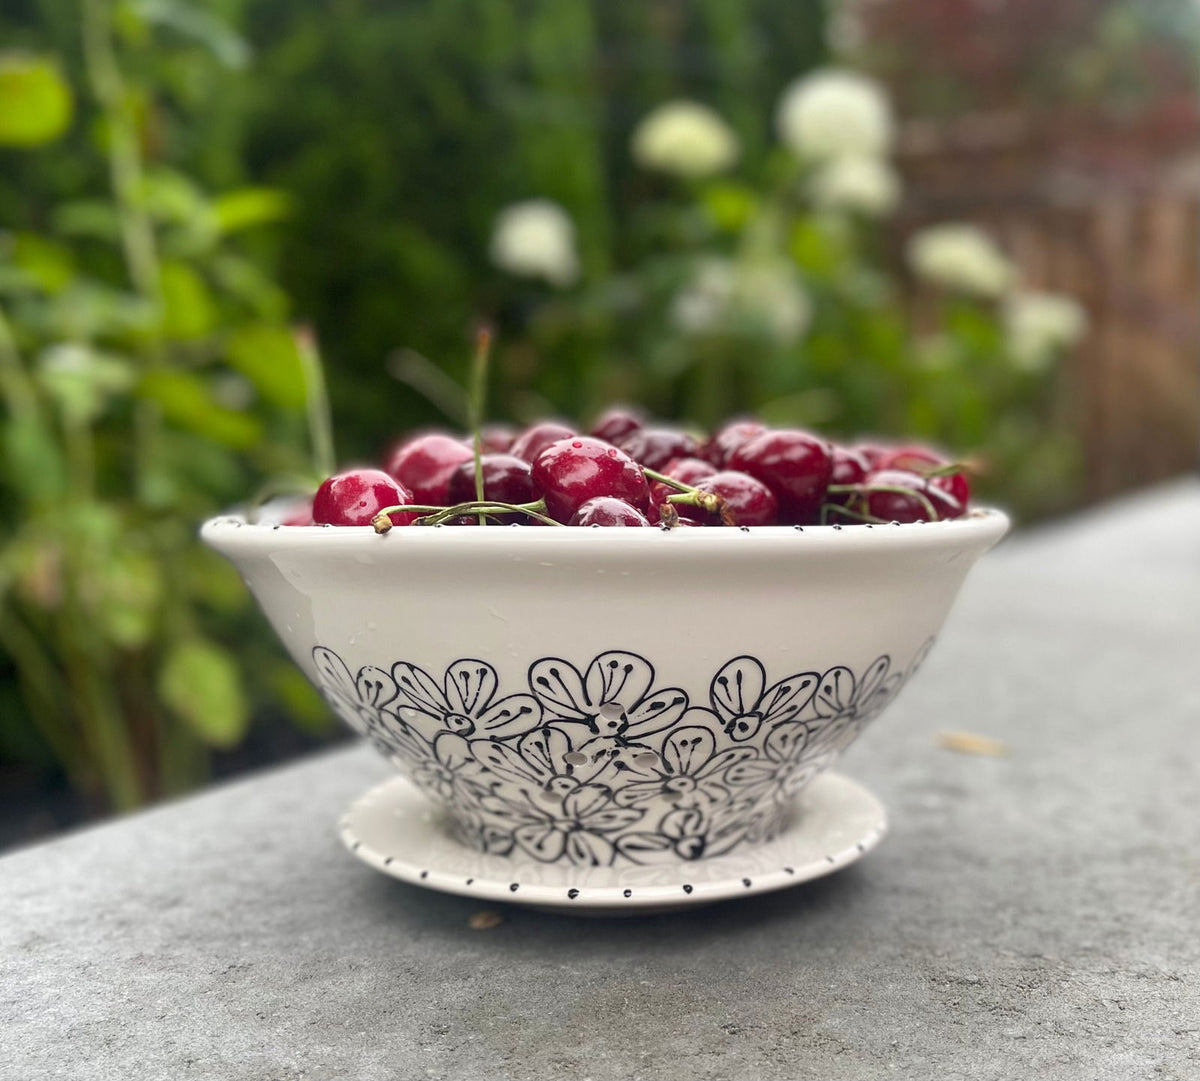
[1,0,1197,843]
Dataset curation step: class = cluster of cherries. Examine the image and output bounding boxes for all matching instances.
[288,409,971,530]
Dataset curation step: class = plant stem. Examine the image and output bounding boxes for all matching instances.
[295,325,335,479]
[468,326,492,525]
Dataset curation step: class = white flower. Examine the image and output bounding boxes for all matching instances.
[489,199,580,287]
[1004,291,1088,371]
[776,69,893,161]
[671,258,811,344]
[907,223,1014,298]
[632,100,740,179]
[670,258,735,335]
[810,155,900,216]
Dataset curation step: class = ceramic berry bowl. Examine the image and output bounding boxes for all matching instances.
[202,508,1008,886]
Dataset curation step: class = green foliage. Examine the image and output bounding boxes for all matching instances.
[0,0,321,809]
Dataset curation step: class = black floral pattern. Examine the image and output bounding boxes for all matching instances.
[312,642,928,866]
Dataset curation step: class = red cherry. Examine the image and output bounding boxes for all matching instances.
[385,433,474,504]
[479,424,518,454]
[616,427,701,471]
[531,437,651,523]
[704,420,766,466]
[824,446,870,510]
[446,454,537,505]
[510,422,577,464]
[647,457,718,516]
[728,429,833,525]
[873,444,970,508]
[678,471,779,526]
[854,469,964,523]
[590,408,645,445]
[313,469,418,527]
[930,469,971,508]
[570,497,651,527]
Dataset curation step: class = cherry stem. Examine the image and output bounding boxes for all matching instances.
[665,489,725,516]
[372,498,558,533]
[642,467,694,493]
[468,326,492,525]
[826,482,938,523]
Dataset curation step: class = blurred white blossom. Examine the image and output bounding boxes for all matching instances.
[776,69,893,161]
[632,101,740,179]
[671,258,811,344]
[810,155,900,216]
[1004,291,1088,371]
[489,199,580,287]
[907,223,1014,298]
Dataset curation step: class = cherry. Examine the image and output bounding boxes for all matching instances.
[824,446,870,510]
[704,420,766,467]
[647,457,718,518]
[510,421,577,464]
[678,471,779,526]
[616,427,701,471]
[930,469,971,508]
[873,444,970,508]
[660,456,719,485]
[728,429,833,524]
[570,497,651,527]
[590,407,644,445]
[446,453,537,506]
[531,437,651,523]
[848,468,964,523]
[479,424,518,454]
[385,433,474,504]
[313,469,418,527]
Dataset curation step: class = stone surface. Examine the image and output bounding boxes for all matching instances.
[2,480,1198,1081]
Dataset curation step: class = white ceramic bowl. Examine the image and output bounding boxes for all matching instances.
[202,511,1008,867]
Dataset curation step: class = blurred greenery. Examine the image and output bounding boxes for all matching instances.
[1,0,1100,815]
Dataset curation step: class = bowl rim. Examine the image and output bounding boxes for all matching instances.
[200,506,1010,555]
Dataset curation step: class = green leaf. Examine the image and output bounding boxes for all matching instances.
[138,369,263,448]
[213,188,291,234]
[158,637,249,747]
[52,200,122,241]
[97,548,162,649]
[701,182,757,232]
[267,662,334,735]
[36,344,136,423]
[225,323,307,410]
[140,168,207,225]
[2,412,67,504]
[159,261,216,339]
[12,233,75,293]
[0,54,73,146]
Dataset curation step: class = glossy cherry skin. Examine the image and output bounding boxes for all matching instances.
[824,446,870,509]
[385,433,474,504]
[590,407,644,445]
[854,468,964,523]
[509,421,577,464]
[678,470,779,526]
[704,420,766,466]
[313,469,418,527]
[728,429,833,524]
[570,497,651,527]
[446,453,537,506]
[616,427,701,471]
[532,437,651,523]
